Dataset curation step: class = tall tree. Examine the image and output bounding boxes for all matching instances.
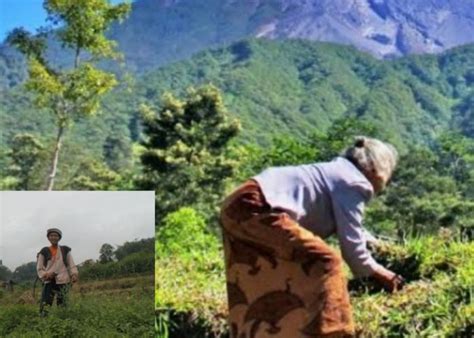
[6,0,130,190]
[138,85,240,224]
[99,243,115,263]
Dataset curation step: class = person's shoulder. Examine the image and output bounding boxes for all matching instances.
[37,246,49,258]
[61,245,71,253]
[327,157,374,199]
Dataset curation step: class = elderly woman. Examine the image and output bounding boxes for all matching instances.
[219,136,404,338]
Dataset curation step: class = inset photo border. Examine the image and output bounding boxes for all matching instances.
[0,191,155,337]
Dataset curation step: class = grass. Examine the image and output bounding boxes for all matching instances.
[156,233,474,337]
[0,275,155,337]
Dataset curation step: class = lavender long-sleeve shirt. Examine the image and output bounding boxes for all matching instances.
[253,156,381,277]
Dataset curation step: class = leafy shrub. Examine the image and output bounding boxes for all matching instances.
[156,207,220,262]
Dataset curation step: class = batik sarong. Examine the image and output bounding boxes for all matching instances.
[220,180,355,338]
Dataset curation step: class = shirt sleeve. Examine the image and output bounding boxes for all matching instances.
[331,182,382,278]
[67,253,79,277]
[37,254,47,280]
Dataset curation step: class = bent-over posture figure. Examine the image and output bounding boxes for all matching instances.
[220,136,404,338]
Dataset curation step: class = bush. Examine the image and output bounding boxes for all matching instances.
[156,207,220,262]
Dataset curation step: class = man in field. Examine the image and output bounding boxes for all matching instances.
[36,228,79,316]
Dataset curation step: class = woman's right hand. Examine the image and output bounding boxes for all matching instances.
[371,266,405,292]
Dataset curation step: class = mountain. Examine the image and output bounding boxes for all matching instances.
[109,0,474,71]
[1,0,473,84]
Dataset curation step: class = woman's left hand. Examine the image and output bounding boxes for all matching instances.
[372,266,405,293]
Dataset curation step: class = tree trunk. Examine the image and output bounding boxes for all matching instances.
[74,46,80,69]
[45,125,65,191]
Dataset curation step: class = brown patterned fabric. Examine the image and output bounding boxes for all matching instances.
[220,180,355,338]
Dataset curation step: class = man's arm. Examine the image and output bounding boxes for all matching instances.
[67,252,79,282]
[37,254,49,281]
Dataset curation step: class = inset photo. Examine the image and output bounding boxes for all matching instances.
[0,191,155,337]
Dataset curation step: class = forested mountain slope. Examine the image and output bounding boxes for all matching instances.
[1,39,473,182]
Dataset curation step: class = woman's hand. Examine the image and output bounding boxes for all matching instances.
[371,266,405,293]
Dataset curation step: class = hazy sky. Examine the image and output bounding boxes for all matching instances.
[0,191,155,270]
[0,0,131,41]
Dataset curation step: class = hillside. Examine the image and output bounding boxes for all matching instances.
[1,39,473,190]
[133,39,474,147]
[1,40,473,167]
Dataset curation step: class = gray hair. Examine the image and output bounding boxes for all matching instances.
[343,136,398,178]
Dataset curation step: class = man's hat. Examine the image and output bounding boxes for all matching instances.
[47,228,62,239]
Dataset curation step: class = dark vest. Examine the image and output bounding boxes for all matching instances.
[37,246,71,267]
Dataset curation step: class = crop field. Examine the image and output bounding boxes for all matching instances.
[0,275,154,337]
[156,222,473,338]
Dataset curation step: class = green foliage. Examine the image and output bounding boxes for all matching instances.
[80,252,154,280]
[114,238,154,261]
[0,45,28,90]
[0,288,153,337]
[102,134,133,171]
[2,40,473,192]
[351,236,474,337]
[452,95,474,137]
[99,243,114,263]
[69,160,121,190]
[134,40,473,148]
[229,135,317,183]
[0,264,13,281]
[12,262,37,283]
[436,132,474,191]
[156,207,220,261]
[156,231,473,337]
[139,85,240,223]
[79,238,154,280]
[311,116,381,161]
[45,0,131,60]
[5,133,45,190]
[156,209,226,337]
[365,133,474,237]
[5,0,131,189]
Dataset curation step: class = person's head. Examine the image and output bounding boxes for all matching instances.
[47,228,62,246]
[343,136,398,193]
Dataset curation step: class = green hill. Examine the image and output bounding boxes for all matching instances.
[1,39,473,184]
[134,39,474,147]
